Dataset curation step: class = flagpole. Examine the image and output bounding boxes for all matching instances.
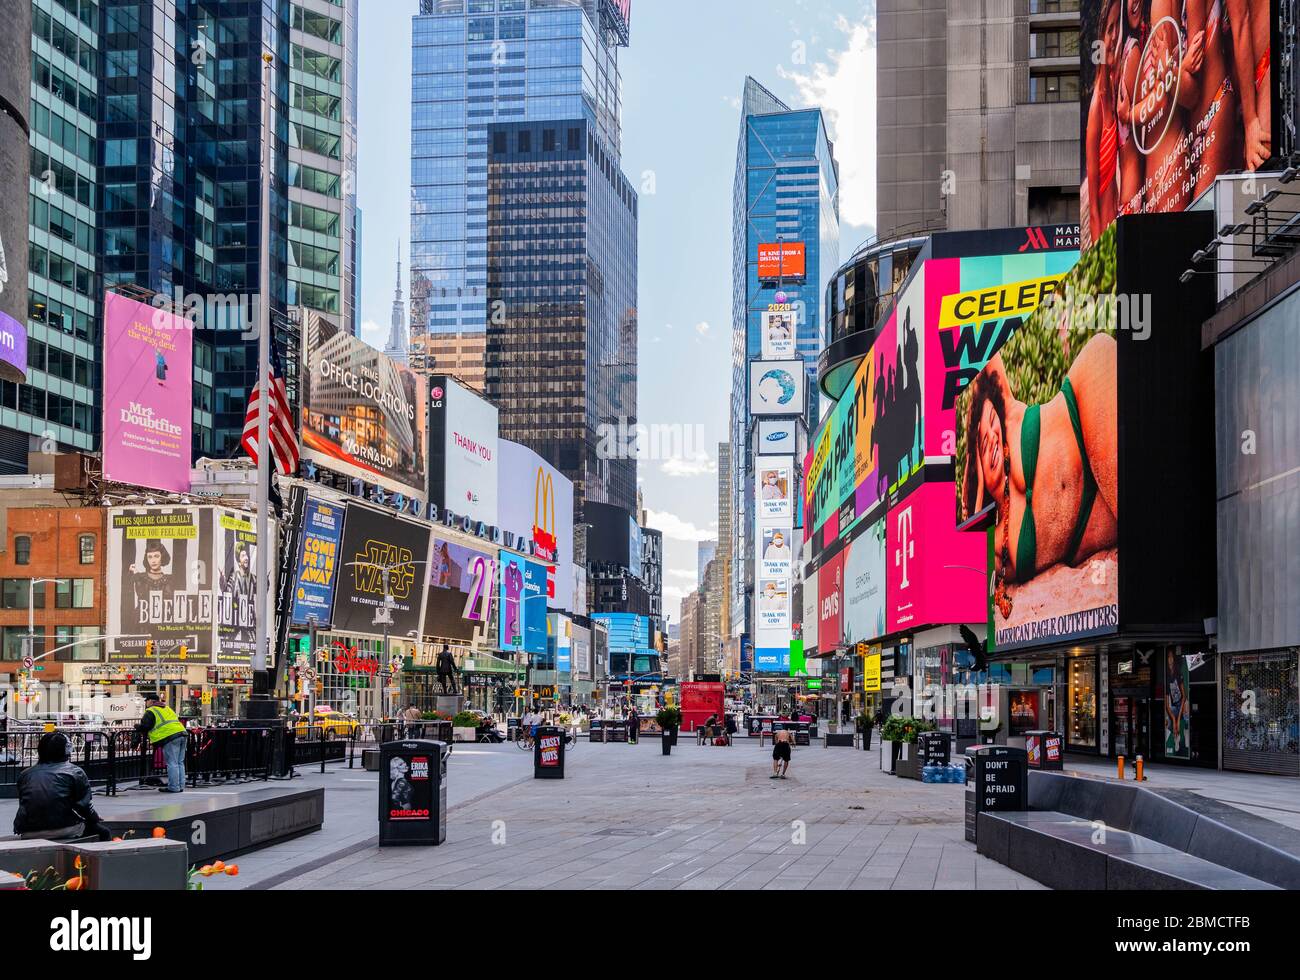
[254,49,274,687]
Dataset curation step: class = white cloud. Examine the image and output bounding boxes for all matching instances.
[646,509,717,544]
[694,321,711,337]
[666,568,698,582]
[660,452,717,479]
[781,15,877,231]
[359,319,386,352]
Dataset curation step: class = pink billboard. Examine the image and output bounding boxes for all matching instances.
[102,293,193,493]
[886,481,986,634]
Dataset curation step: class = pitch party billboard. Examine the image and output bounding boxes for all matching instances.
[102,293,194,493]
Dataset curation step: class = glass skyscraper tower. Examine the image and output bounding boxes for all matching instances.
[729,77,840,640]
[408,0,626,349]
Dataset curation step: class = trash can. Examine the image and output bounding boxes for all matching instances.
[661,728,672,756]
[918,731,953,766]
[965,744,1028,843]
[534,726,566,779]
[1025,731,1064,770]
[379,740,448,847]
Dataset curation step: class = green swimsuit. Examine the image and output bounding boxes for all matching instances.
[1015,377,1099,579]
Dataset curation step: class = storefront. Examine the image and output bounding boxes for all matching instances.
[1221,649,1299,776]
[65,663,204,717]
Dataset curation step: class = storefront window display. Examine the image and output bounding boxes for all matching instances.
[1222,650,1300,776]
[1067,654,1098,750]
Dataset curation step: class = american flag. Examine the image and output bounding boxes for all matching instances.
[241,340,299,477]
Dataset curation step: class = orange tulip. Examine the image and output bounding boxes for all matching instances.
[199,865,214,875]
[112,837,124,843]
[224,865,239,876]
[151,827,166,838]
[66,876,83,891]
[211,860,225,871]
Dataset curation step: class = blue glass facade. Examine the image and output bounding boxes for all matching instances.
[409,0,625,344]
[729,77,840,642]
[592,611,659,678]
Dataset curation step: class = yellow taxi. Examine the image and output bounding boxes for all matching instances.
[293,706,360,739]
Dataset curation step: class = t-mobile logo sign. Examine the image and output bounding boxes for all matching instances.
[894,507,915,589]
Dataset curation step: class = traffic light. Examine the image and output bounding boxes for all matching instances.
[144,640,155,658]
[178,644,188,661]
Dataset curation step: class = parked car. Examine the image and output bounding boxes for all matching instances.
[293,706,359,739]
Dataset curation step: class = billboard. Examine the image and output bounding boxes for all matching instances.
[429,377,498,526]
[426,537,495,641]
[817,549,844,654]
[102,293,194,493]
[757,241,807,280]
[0,2,29,385]
[841,519,886,648]
[107,508,215,664]
[498,551,548,653]
[498,440,574,608]
[331,504,433,639]
[761,308,797,359]
[301,311,429,501]
[757,459,793,521]
[955,227,1119,650]
[749,360,805,417]
[885,482,987,634]
[290,498,346,626]
[757,419,797,454]
[214,509,269,666]
[804,243,1079,553]
[1079,0,1274,247]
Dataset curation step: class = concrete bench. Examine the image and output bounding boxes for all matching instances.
[102,785,324,867]
[977,810,1280,890]
[0,837,188,889]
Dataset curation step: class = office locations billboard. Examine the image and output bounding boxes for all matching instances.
[301,312,429,501]
[498,440,574,607]
[956,226,1119,650]
[1079,0,1275,247]
[290,497,346,626]
[331,504,433,638]
[102,293,194,493]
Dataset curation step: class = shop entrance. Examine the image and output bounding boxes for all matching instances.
[1110,694,1151,759]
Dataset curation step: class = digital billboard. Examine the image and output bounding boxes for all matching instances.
[430,377,498,527]
[885,482,987,634]
[841,519,886,648]
[102,293,194,493]
[757,419,797,454]
[498,551,548,653]
[817,549,844,654]
[290,498,346,626]
[749,360,805,417]
[498,440,574,608]
[331,504,433,638]
[757,241,807,280]
[955,226,1119,650]
[301,311,429,501]
[757,459,793,522]
[426,537,495,642]
[761,308,797,359]
[1079,0,1274,247]
[0,3,30,385]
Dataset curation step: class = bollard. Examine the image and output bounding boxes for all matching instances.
[1117,755,1125,780]
[1135,755,1145,781]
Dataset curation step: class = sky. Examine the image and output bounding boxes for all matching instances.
[357,0,878,626]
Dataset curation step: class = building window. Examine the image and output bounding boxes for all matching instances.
[55,626,100,661]
[1030,29,1080,59]
[55,579,94,609]
[79,534,95,564]
[14,535,31,565]
[1028,71,1080,103]
[2,580,45,610]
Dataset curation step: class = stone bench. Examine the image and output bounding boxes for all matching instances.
[0,838,188,889]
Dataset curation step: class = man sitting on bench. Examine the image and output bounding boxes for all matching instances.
[12,732,110,841]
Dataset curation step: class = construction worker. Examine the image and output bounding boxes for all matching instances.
[136,693,188,793]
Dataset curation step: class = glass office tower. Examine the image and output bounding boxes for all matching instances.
[729,77,840,639]
[6,0,359,469]
[409,0,627,360]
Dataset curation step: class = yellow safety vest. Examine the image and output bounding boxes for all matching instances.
[146,705,186,744]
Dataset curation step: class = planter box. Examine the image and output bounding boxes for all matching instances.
[825,733,855,747]
[895,742,923,780]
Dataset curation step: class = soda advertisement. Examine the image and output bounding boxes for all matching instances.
[1079,0,1274,247]
[290,498,346,626]
[214,508,266,666]
[300,311,429,501]
[106,507,215,663]
[331,504,433,639]
[955,228,1120,651]
[102,293,194,494]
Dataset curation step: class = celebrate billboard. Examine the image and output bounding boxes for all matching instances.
[300,311,429,501]
[102,293,194,493]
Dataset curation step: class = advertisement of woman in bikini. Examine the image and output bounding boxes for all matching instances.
[1081,0,1273,247]
[956,227,1121,651]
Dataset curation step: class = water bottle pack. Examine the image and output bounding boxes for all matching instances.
[922,762,968,784]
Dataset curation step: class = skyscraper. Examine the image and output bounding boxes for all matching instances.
[409,0,629,371]
[729,77,840,643]
[385,249,410,365]
[7,0,360,471]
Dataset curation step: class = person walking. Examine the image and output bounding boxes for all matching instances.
[137,694,188,793]
[770,726,793,779]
